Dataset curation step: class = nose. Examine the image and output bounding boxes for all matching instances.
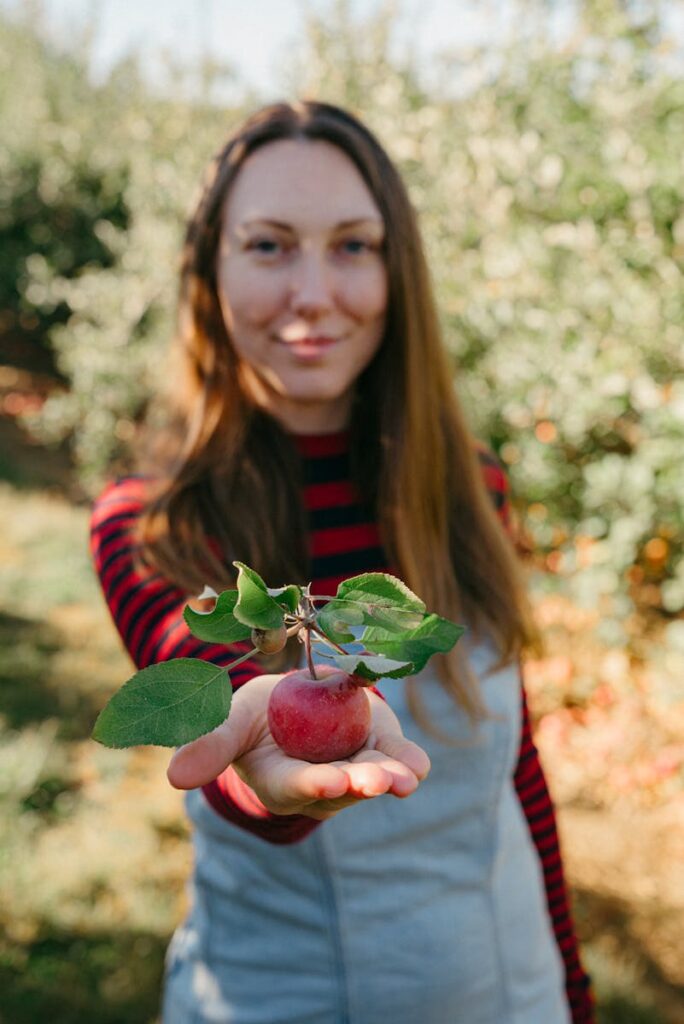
[289,250,334,318]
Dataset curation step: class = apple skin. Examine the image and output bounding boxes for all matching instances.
[251,624,288,655]
[267,664,371,763]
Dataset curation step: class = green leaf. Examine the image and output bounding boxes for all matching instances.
[267,584,302,614]
[232,561,284,630]
[336,572,426,615]
[362,614,466,673]
[317,597,425,644]
[326,652,414,680]
[316,599,366,643]
[322,573,427,637]
[184,589,253,644]
[92,659,232,748]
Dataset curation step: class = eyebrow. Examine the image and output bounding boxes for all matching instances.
[238,216,384,232]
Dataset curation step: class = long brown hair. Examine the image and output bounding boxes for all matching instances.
[134,100,539,724]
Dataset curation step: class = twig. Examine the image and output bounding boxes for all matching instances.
[311,624,348,656]
[304,624,317,679]
[224,647,259,672]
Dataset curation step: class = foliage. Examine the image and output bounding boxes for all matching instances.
[93,568,463,748]
[0,14,130,367]
[0,5,250,482]
[2,0,683,651]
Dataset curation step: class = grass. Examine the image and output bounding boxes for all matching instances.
[0,483,190,1024]
[0,926,168,1024]
[0,479,681,1023]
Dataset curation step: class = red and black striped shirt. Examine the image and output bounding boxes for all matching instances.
[90,431,594,1022]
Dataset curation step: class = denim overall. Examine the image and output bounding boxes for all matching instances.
[161,634,569,1024]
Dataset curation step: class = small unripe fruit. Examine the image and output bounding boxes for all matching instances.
[267,665,371,762]
[251,624,288,655]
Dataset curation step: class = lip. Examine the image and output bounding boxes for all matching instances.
[276,335,343,359]
[278,335,340,345]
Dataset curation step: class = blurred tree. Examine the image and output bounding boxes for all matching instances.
[0,3,248,481]
[0,13,130,373]
[2,0,683,647]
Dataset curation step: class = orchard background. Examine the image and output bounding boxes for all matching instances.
[1,1,683,1021]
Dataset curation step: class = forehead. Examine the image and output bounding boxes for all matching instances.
[222,138,382,230]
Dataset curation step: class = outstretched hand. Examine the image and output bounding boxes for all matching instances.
[167,674,431,820]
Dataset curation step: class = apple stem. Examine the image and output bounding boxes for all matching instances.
[300,589,319,679]
[304,625,317,679]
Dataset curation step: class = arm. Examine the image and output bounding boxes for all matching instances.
[90,478,422,843]
[477,447,595,1023]
[89,476,319,842]
[515,687,595,1022]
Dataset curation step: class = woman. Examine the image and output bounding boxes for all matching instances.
[90,101,594,1023]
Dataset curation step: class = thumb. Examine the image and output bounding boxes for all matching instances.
[167,692,258,790]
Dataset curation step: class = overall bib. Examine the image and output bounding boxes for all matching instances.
[162,634,569,1024]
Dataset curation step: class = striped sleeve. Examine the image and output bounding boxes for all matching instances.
[515,688,595,1022]
[476,447,595,1022]
[89,476,320,844]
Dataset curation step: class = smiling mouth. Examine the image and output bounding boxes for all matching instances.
[277,335,341,347]
[274,335,343,360]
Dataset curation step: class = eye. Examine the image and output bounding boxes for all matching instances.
[337,238,375,256]
[246,237,285,256]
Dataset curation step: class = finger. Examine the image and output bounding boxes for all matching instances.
[365,692,431,781]
[332,759,396,798]
[343,748,419,797]
[247,756,351,808]
[167,697,259,789]
[372,732,431,781]
[304,759,421,818]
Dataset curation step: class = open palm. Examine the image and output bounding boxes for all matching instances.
[167,674,430,820]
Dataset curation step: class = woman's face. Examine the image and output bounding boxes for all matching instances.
[216,139,388,434]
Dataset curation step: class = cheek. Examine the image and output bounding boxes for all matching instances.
[340,266,388,321]
[219,265,287,329]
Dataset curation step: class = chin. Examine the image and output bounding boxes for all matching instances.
[280,379,349,405]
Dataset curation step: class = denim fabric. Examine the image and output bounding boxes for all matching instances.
[161,636,569,1024]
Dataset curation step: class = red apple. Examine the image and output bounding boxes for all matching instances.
[267,664,371,763]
